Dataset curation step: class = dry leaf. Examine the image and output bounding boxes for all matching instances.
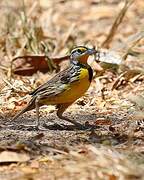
[127,94,144,109]
[94,118,112,125]
[12,55,69,76]
[0,151,30,163]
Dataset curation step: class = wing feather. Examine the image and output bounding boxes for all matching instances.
[30,64,80,98]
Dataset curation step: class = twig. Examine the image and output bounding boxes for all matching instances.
[2,78,18,91]
[101,0,134,48]
[122,31,144,60]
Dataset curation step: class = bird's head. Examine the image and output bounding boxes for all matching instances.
[70,46,96,64]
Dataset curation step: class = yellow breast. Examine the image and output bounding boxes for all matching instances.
[43,68,90,104]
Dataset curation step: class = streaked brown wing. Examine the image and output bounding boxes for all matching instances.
[29,64,80,98]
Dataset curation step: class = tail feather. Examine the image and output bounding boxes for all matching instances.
[12,98,35,120]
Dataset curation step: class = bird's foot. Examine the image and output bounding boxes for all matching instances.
[73,121,98,130]
[43,122,71,130]
[74,123,90,130]
[43,122,86,130]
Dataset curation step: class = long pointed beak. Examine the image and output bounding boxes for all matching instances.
[86,48,96,55]
[77,48,96,60]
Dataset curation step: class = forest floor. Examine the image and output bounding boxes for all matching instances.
[0,0,144,179]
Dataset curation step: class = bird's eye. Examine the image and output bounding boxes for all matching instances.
[77,49,82,54]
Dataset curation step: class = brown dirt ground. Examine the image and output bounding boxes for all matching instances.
[0,0,144,179]
[0,82,144,180]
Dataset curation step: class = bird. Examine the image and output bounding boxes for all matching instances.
[12,46,96,130]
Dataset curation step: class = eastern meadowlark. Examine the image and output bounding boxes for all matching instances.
[13,46,96,130]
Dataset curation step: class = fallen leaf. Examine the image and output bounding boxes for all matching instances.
[127,94,144,109]
[30,160,40,169]
[12,55,69,76]
[94,118,112,125]
[0,151,30,163]
[96,49,122,65]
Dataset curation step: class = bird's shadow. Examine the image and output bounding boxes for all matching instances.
[1,122,99,131]
[42,122,99,131]
[1,113,100,131]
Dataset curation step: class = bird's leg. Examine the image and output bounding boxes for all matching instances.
[11,97,42,130]
[20,96,42,130]
[34,96,47,130]
[57,103,87,129]
[35,96,40,129]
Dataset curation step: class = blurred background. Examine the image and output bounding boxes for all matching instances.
[0,1,144,179]
[0,0,143,56]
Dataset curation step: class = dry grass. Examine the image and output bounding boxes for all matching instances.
[0,0,144,179]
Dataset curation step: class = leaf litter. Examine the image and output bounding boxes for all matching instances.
[0,0,144,179]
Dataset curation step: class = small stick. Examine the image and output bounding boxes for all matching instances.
[101,0,134,48]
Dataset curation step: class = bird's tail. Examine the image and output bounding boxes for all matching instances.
[12,97,36,120]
